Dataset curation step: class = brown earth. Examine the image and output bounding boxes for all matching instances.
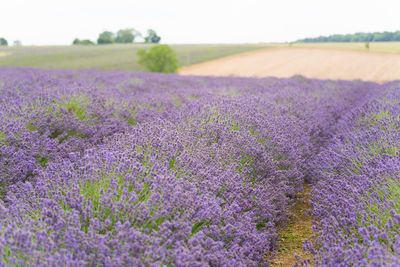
[268,184,314,267]
[179,47,400,83]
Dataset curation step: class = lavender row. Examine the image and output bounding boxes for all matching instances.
[0,68,380,266]
[308,81,400,266]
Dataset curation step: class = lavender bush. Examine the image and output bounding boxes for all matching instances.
[308,81,400,265]
[0,67,391,266]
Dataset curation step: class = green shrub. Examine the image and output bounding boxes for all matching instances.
[137,45,179,73]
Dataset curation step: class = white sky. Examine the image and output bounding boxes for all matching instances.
[1,0,400,45]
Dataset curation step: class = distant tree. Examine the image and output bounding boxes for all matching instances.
[115,28,141,43]
[365,42,370,50]
[97,31,115,44]
[0,38,8,46]
[13,40,22,46]
[137,45,178,73]
[144,29,161,43]
[73,38,95,45]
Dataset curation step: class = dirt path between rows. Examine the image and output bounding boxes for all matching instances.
[267,184,314,266]
[179,47,400,83]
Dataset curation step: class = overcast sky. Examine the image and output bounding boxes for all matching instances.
[1,0,400,45]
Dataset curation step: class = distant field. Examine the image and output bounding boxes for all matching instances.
[274,42,400,54]
[0,44,270,71]
[180,47,400,83]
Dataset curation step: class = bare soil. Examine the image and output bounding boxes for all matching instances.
[268,184,314,267]
[179,47,400,83]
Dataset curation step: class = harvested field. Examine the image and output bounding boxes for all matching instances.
[180,47,400,83]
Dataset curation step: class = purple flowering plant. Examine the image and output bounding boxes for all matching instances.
[0,67,398,266]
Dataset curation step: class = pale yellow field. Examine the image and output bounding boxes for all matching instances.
[179,47,400,83]
[273,42,400,54]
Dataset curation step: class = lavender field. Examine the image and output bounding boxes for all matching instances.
[0,67,399,266]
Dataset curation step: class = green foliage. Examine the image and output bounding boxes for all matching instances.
[359,178,400,236]
[115,28,141,43]
[73,39,95,45]
[382,179,400,214]
[2,245,12,265]
[365,42,370,50]
[0,131,7,145]
[35,155,48,168]
[60,96,90,121]
[0,38,7,46]
[191,221,208,236]
[125,116,137,126]
[144,29,161,43]
[137,45,179,73]
[97,31,115,45]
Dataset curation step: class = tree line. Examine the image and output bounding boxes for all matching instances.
[297,30,400,43]
[73,29,161,45]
